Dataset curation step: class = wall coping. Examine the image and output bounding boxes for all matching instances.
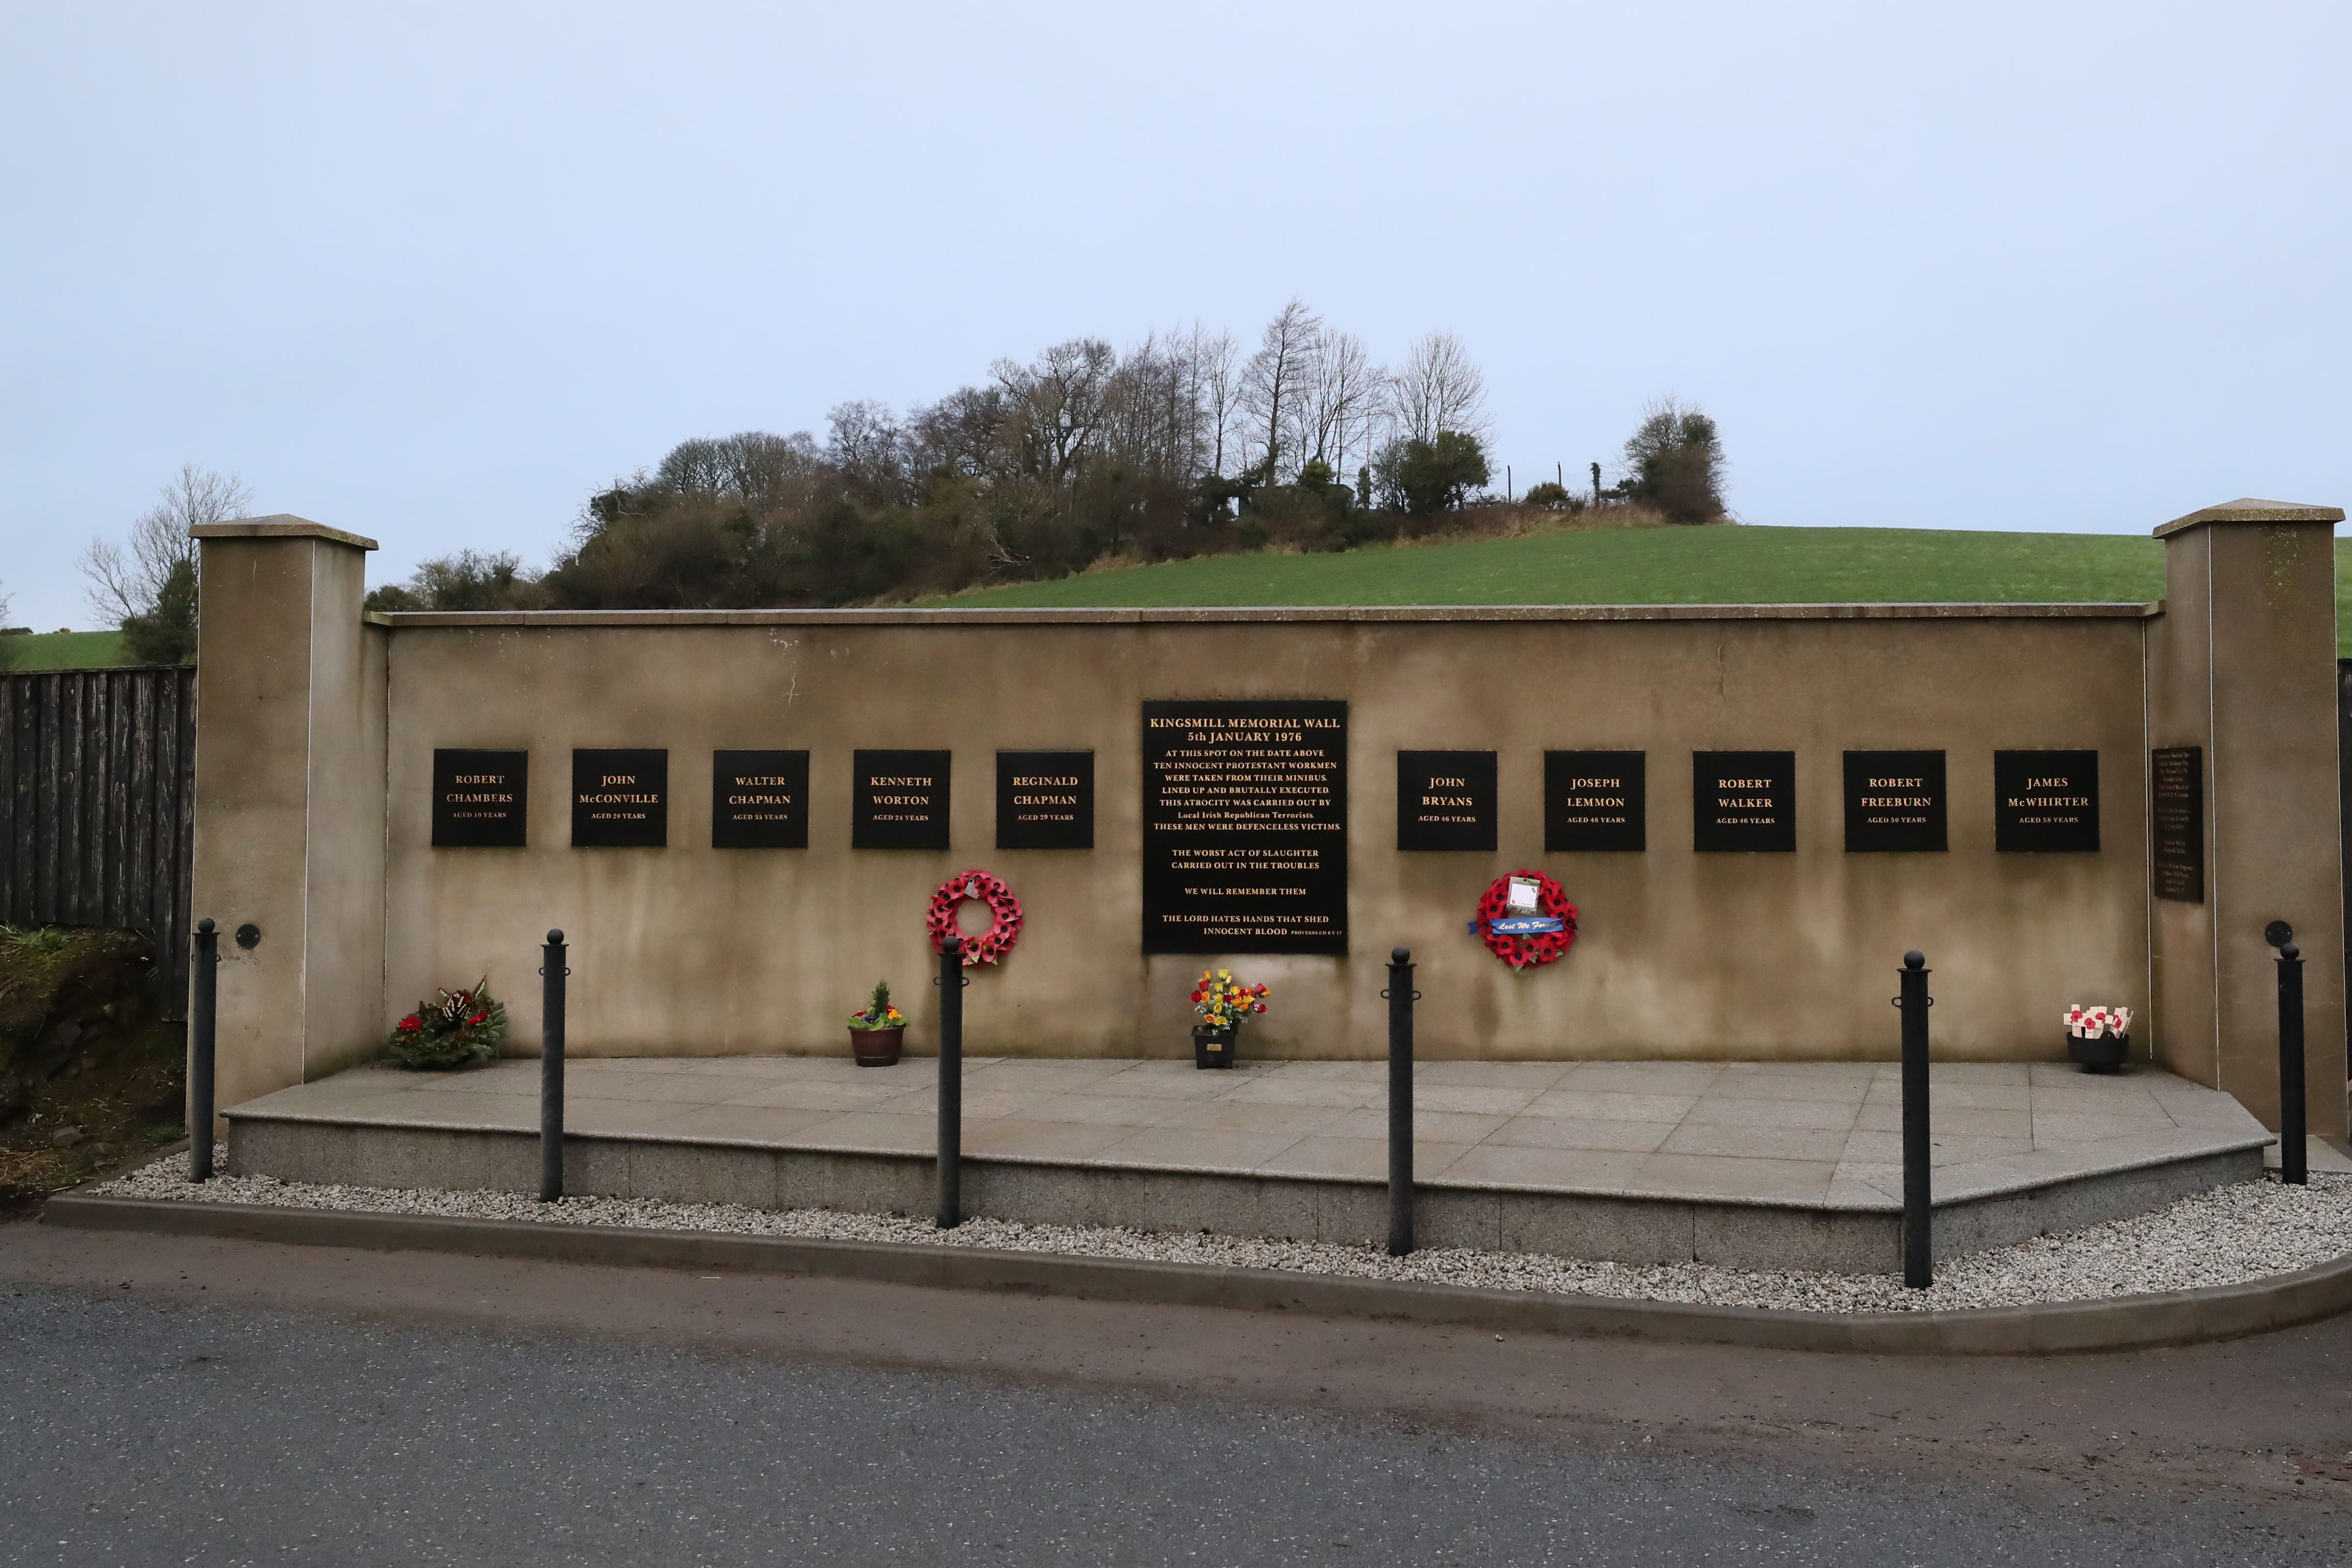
[2154,497,2345,538]
[365,601,2162,630]
[192,514,380,551]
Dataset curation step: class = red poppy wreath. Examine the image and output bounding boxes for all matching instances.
[927,869,1024,966]
[1470,870,1579,970]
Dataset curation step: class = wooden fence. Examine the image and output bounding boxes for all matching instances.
[0,666,196,1017]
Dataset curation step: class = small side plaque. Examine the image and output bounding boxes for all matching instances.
[1545,751,1645,851]
[2150,746,2203,902]
[855,750,950,849]
[572,749,667,848]
[1843,750,1947,853]
[1396,750,1496,851]
[712,750,809,849]
[997,751,1094,849]
[432,749,528,847]
[1693,751,1796,852]
[1994,750,2099,852]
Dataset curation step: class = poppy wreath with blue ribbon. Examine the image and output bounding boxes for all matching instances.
[1469,870,1578,970]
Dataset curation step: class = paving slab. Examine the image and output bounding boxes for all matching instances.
[225,1057,2277,1271]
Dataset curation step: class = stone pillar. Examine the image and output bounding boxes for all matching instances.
[2147,498,2347,1137]
[189,516,388,1114]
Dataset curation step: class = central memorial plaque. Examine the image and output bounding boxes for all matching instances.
[1142,700,1347,954]
[1843,750,1947,852]
[1693,751,1796,852]
[571,749,667,847]
[1395,750,1496,851]
[712,749,808,848]
[431,748,528,848]
[853,750,951,849]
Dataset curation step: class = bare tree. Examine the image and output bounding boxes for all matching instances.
[1181,323,1241,479]
[1387,331,1491,446]
[82,464,251,628]
[993,338,1117,485]
[1300,328,1384,477]
[1238,299,1323,481]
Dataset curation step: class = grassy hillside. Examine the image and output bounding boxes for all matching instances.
[1,630,129,671]
[938,525,2352,653]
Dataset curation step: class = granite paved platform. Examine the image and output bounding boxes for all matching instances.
[226,1056,2278,1273]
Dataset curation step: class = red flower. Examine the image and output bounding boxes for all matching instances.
[397,1015,422,1032]
[468,1012,488,1026]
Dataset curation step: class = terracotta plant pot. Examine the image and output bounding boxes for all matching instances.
[2067,1029,2128,1074]
[851,1025,904,1068]
[1193,1024,1236,1070]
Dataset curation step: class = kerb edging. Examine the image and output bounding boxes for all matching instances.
[41,1193,2352,1356]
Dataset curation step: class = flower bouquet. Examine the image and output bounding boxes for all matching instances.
[1190,969,1268,1070]
[2062,1002,2132,1074]
[387,980,508,1070]
[847,979,906,1068]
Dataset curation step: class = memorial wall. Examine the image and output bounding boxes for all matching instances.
[370,607,2158,1067]
[186,506,2349,1140]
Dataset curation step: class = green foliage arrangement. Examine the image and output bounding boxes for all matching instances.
[387,980,508,1070]
[847,979,904,1031]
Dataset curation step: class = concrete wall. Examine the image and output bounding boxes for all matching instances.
[377,606,2151,1065]
[187,500,2347,1141]
[2145,501,2348,1132]
[188,517,387,1113]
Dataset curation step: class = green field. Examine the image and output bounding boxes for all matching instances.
[940,525,2352,652]
[1,630,129,671]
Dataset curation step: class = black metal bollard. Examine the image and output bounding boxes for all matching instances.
[2272,926,2307,1186]
[540,930,568,1201]
[189,918,219,1183]
[1897,950,1933,1288]
[936,933,965,1228]
[1384,947,1418,1257]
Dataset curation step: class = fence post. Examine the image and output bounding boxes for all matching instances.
[1898,950,1933,1288]
[936,933,965,1228]
[1385,946,1417,1257]
[540,929,568,1201]
[2270,922,2307,1185]
[189,918,218,1183]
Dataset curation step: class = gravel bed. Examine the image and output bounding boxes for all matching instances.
[90,1149,2352,1314]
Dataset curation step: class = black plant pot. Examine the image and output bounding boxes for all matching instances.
[2067,1029,2129,1074]
[1192,1024,1237,1069]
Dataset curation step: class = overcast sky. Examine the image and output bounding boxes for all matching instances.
[4,2,2347,628]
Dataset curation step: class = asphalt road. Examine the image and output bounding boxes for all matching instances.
[3,1223,2349,1565]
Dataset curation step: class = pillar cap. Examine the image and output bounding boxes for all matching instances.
[2153,498,2343,538]
[191,513,378,551]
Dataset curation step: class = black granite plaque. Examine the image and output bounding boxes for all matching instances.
[997,751,1094,849]
[431,749,528,847]
[571,749,667,847]
[1993,750,2099,852]
[712,749,808,849]
[1142,700,1347,954]
[853,750,950,849]
[1693,751,1796,852]
[2150,745,2204,902]
[1545,751,1646,852]
[1843,750,1947,853]
[1396,751,1496,851]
